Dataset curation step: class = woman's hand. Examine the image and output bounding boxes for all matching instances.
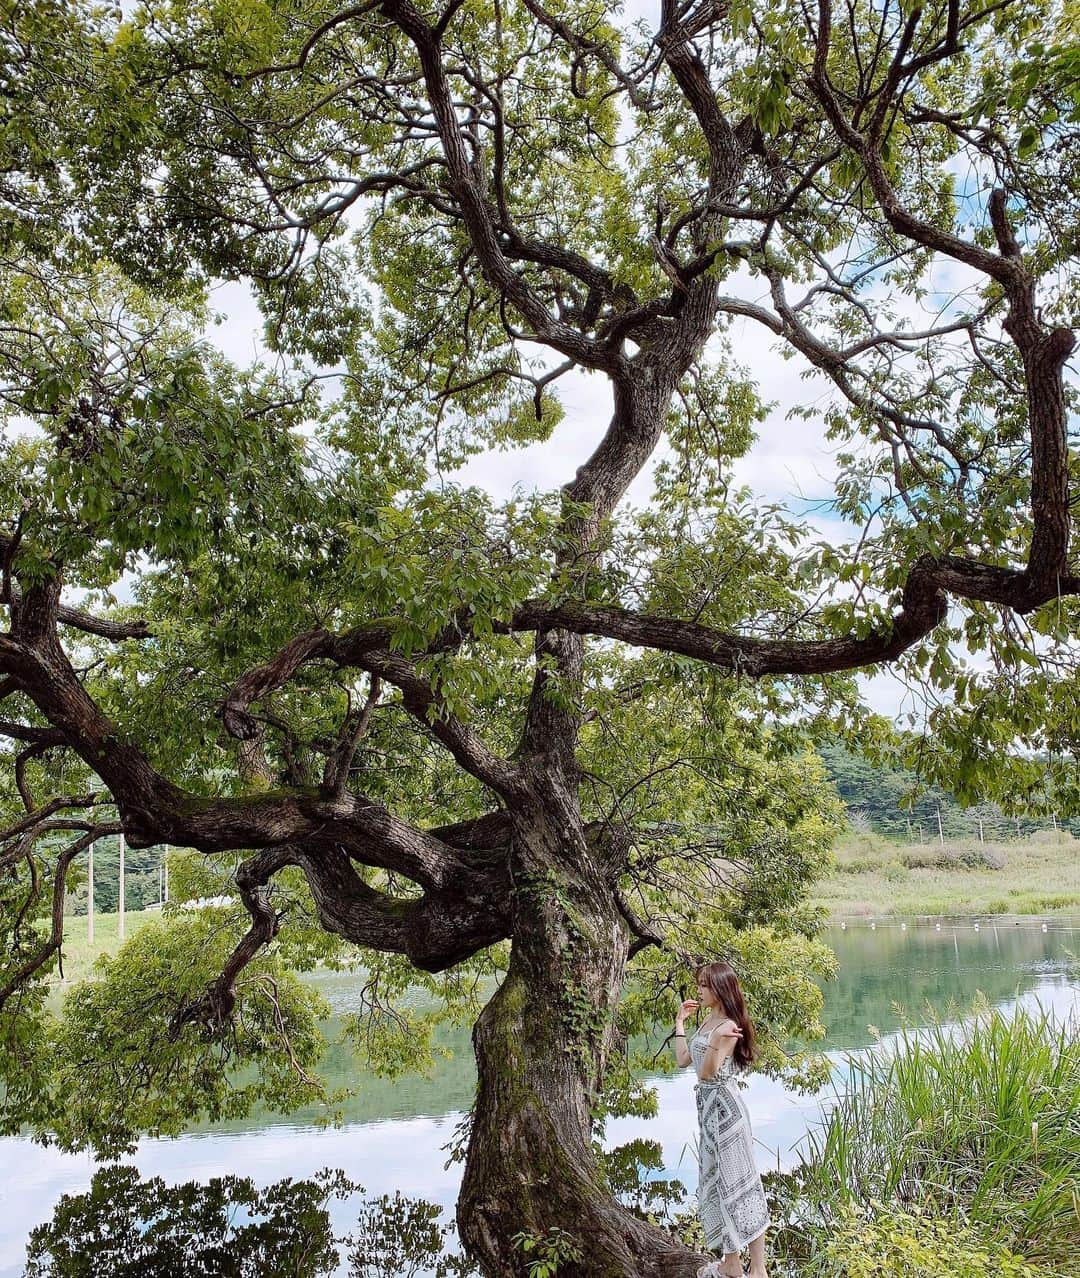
[708,1020,742,1045]
[676,998,699,1031]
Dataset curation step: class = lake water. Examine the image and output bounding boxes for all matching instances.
[2,919,1077,1276]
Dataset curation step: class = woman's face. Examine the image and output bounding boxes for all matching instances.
[695,976,718,1010]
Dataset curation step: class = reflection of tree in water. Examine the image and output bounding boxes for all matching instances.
[24,1165,347,1277]
[23,1165,478,1278]
[819,926,1072,1049]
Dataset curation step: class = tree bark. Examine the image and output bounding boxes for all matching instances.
[458,795,706,1277]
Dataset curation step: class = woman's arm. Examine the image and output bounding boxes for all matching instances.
[697,1019,741,1081]
[673,999,697,1068]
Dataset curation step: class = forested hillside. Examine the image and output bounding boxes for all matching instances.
[819,744,1078,841]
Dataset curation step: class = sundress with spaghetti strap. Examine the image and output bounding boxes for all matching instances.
[689,1026,771,1254]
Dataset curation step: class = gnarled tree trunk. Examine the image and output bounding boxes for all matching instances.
[458,796,705,1278]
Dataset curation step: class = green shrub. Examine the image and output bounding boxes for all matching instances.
[837,856,881,874]
[899,844,1006,871]
[510,1227,583,1277]
[826,1205,1049,1278]
[981,898,1010,913]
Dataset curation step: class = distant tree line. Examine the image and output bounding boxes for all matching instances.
[65,840,167,915]
[819,745,1079,841]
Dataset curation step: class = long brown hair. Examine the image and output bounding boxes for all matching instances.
[695,961,757,1070]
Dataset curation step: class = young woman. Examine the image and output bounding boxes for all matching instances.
[673,961,770,1278]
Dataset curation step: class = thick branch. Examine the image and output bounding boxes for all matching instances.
[1,599,484,891]
[221,626,334,740]
[378,0,628,372]
[0,721,65,745]
[429,808,513,854]
[295,841,513,972]
[658,0,739,195]
[505,554,1080,674]
[509,565,949,675]
[221,616,524,800]
[809,0,1017,286]
[343,648,525,801]
[0,793,101,847]
[169,846,293,1035]
[0,543,152,640]
[803,4,1075,590]
[54,604,152,641]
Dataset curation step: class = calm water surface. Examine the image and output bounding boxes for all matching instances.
[2,920,1076,1276]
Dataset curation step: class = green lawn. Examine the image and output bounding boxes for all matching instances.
[56,907,158,985]
[813,828,1080,919]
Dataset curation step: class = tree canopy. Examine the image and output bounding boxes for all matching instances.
[2,0,1078,1272]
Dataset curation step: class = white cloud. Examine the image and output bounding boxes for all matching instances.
[858,666,924,724]
[205,280,269,367]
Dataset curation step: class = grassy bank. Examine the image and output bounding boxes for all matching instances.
[813,829,1080,919]
[769,1002,1080,1276]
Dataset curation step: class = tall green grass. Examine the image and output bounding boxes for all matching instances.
[779,1001,1080,1274]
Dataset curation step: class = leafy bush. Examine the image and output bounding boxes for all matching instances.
[899,843,1006,871]
[836,856,882,874]
[510,1226,583,1278]
[825,1205,1050,1278]
[899,847,948,869]
[43,912,329,1156]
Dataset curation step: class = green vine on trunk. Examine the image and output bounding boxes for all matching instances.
[510,1226,584,1277]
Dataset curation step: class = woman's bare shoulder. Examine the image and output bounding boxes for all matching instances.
[708,1017,739,1035]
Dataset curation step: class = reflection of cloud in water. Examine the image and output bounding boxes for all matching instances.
[1,964,1076,1277]
[634,976,1079,1191]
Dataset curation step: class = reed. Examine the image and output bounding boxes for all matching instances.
[786,1001,1080,1273]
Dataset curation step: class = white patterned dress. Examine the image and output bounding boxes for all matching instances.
[689,1027,771,1254]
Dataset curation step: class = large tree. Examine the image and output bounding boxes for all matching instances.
[2,0,1079,1274]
